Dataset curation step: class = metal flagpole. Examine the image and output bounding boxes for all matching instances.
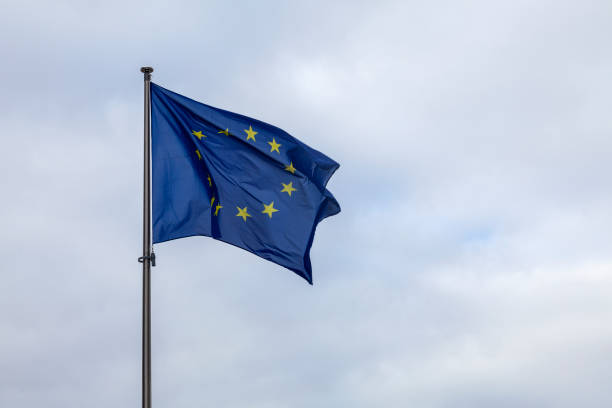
[139,66,154,408]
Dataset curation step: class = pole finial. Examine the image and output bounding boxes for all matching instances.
[140,66,154,80]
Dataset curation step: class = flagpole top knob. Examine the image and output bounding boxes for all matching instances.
[140,67,154,80]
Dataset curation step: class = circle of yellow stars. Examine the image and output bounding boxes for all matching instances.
[191,124,300,222]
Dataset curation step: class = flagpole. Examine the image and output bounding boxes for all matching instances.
[139,66,154,408]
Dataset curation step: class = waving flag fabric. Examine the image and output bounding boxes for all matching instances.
[150,83,340,283]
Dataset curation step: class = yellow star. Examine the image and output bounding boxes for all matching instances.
[244,125,257,141]
[268,138,281,153]
[195,150,202,160]
[262,201,279,218]
[218,128,229,136]
[207,174,212,186]
[210,196,215,206]
[285,162,296,174]
[281,181,297,196]
[192,130,206,140]
[214,204,223,216]
[236,206,252,222]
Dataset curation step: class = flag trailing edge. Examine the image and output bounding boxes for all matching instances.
[151,83,340,284]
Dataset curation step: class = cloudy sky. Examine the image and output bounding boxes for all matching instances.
[2,0,612,406]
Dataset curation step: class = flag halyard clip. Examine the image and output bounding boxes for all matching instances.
[138,251,156,267]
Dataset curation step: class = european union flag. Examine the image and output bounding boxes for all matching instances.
[151,83,340,284]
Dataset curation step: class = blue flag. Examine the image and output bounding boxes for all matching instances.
[151,83,340,284]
